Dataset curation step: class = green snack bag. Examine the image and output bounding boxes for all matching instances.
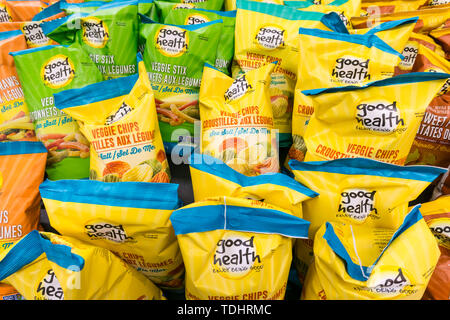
[11,44,104,180]
[154,0,223,22]
[62,0,156,19]
[140,18,222,152]
[60,1,109,15]
[164,8,236,75]
[163,0,224,11]
[42,0,139,80]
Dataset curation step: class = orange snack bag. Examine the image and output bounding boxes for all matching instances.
[0,30,36,142]
[6,0,42,22]
[0,141,47,299]
[405,45,450,167]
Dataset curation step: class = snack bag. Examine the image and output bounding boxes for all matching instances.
[405,45,450,167]
[11,44,104,180]
[0,0,13,23]
[40,178,184,290]
[140,18,222,152]
[60,0,110,15]
[288,26,408,163]
[418,196,450,300]
[430,27,450,60]
[0,141,46,300]
[395,32,446,75]
[189,152,318,217]
[0,22,57,48]
[234,0,347,147]
[32,0,65,22]
[224,0,284,11]
[351,5,450,33]
[0,230,166,300]
[289,157,445,284]
[164,8,236,75]
[302,72,450,165]
[0,30,36,142]
[284,0,362,29]
[349,17,418,54]
[433,165,450,199]
[360,0,428,15]
[200,62,279,176]
[154,0,223,22]
[170,196,310,300]
[54,58,170,183]
[5,0,42,22]
[302,206,440,300]
[43,0,139,80]
[289,158,446,238]
[163,0,224,11]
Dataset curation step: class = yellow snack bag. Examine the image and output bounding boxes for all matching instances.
[302,206,440,300]
[0,230,165,300]
[361,0,428,16]
[233,0,347,147]
[53,57,170,183]
[418,196,450,300]
[40,178,184,290]
[284,0,362,29]
[349,18,418,53]
[224,0,284,11]
[170,196,310,300]
[302,72,449,165]
[199,62,279,176]
[188,152,318,217]
[351,4,450,33]
[395,32,446,75]
[289,157,445,282]
[288,24,410,163]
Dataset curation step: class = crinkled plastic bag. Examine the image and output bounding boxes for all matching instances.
[0,30,36,142]
[289,157,445,283]
[404,45,450,167]
[284,0,362,29]
[0,141,47,299]
[200,62,279,176]
[302,72,449,165]
[0,230,166,300]
[139,17,222,152]
[288,24,409,163]
[418,195,450,300]
[40,178,184,290]
[233,0,348,147]
[11,44,104,180]
[170,196,310,300]
[42,0,139,80]
[302,206,440,300]
[164,8,236,75]
[351,4,450,33]
[54,58,170,183]
[189,152,318,217]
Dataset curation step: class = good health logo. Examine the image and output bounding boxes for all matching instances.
[85,221,133,243]
[185,13,210,25]
[332,56,370,84]
[81,17,109,48]
[254,25,285,50]
[355,100,405,134]
[212,235,263,279]
[41,55,75,89]
[224,75,253,102]
[155,26,189,57]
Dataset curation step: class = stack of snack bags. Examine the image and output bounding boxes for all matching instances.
[0,0,447,301]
